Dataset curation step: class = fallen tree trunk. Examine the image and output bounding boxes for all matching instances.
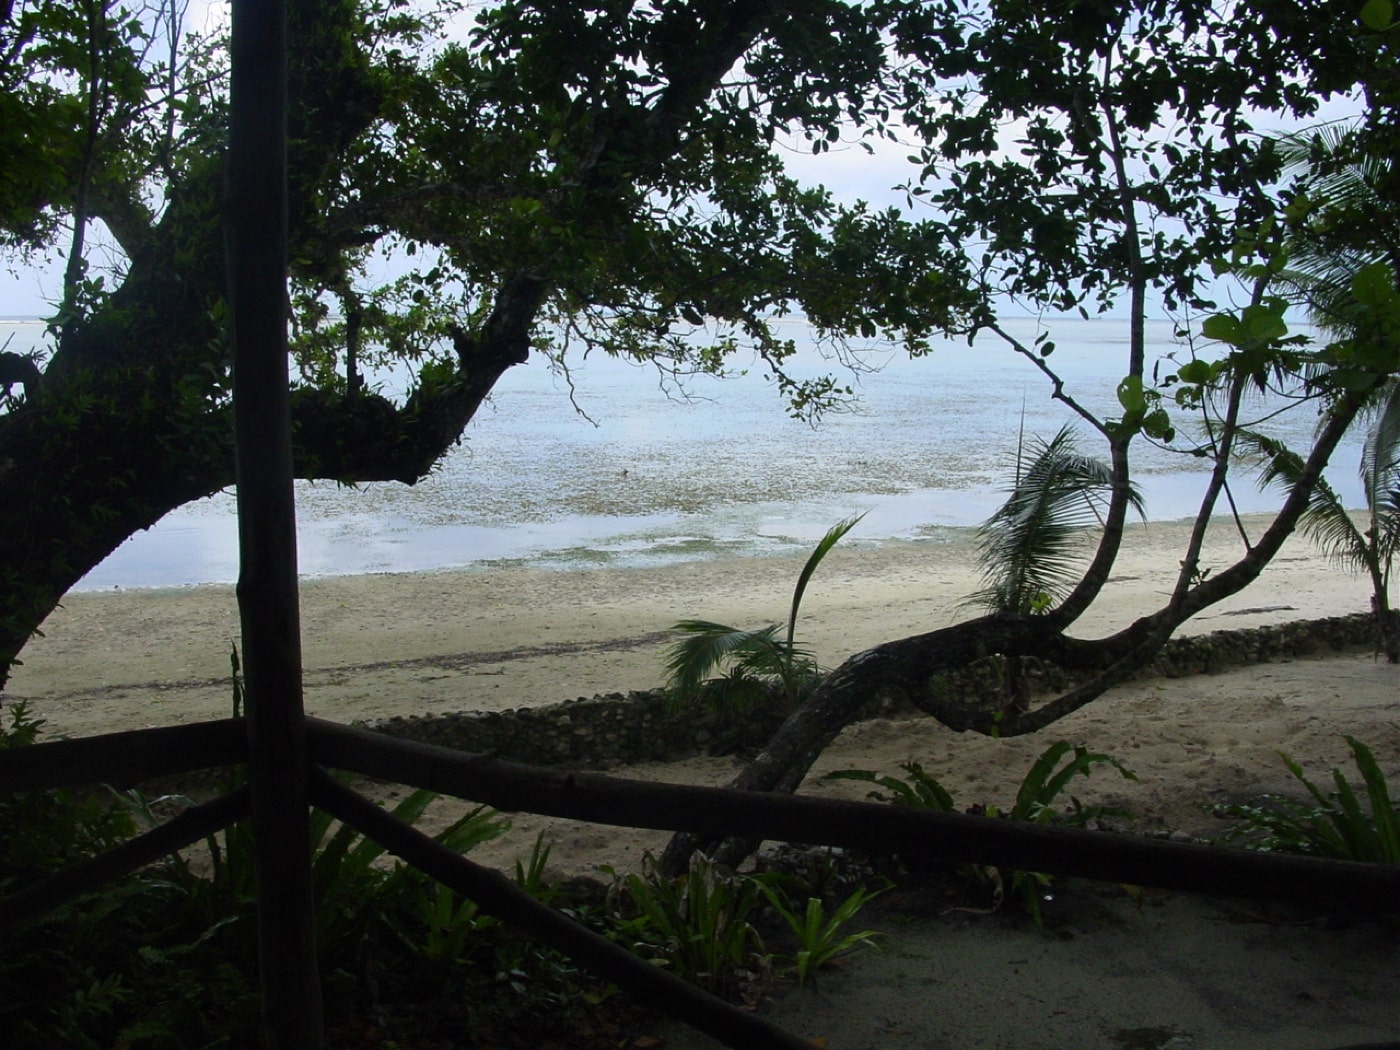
[657,612,1169,873]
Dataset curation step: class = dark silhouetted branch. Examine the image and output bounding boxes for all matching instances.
[0,787,249,934]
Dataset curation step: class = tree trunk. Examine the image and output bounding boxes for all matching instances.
[657,614,1155,874]
[1374,594,1400,664]
[658,385,1376,875]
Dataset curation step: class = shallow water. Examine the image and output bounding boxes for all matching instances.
[1,316,1367,589]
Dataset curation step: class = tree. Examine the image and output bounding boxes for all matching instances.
[660,0,1400,874]
[1250,380,1399,661]
[665,514,862,711]
[1248,118,1400,661]
[0,0,977,689]
[966,425,1143,710]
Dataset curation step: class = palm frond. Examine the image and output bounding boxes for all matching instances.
[786,513,865,648]
[664,620,782,702]
[1272,122,1397,335]
[731,638,816,679]
[663,516,860,708]
[1277,124,1390,220]
[1361,382,1400,510]
[972,426,1142,614]
[1376,487,1400,575]
[686,672,779,715]
[1240,428,1369,569]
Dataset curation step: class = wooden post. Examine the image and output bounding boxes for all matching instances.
[226,0,324,1045]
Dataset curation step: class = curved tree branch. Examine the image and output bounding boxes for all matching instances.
[660,379,1376,872]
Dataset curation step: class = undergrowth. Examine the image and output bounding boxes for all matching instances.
[1211,735,1400,864]
[0,702,882,1047]
[829,740,1136,923]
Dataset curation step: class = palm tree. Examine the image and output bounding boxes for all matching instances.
[1248,384,1400,661]
[1273,122,1400,326]
[969,425,1143,616]
[968,425,1144,707]
[1261,121,1400,660]
[664,514,864,711]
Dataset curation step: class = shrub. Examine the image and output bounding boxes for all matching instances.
[828,741,1136,923]
[1212,736,1400,863]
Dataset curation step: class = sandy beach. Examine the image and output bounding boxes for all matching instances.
[10,513,1399,865]
[9,515,1400,1047]
[11,515,1388,732]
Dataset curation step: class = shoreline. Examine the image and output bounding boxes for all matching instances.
[9,515,1379,741]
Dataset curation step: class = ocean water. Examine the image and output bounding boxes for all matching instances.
[0,316,1369,590]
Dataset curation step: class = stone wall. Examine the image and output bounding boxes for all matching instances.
[362,613,1382,769]
[363,689,794,770]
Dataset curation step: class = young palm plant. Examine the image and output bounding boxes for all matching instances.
[967,426,1143,707]
[1246,381,1400,661]
[665,514,864,711]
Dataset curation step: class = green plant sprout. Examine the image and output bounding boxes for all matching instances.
[665,514,864,711]
[759,882,885,986]
[607,853,767,995]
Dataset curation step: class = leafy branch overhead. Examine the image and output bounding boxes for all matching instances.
[0,2,970,687]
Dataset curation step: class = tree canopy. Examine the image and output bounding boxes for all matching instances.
[0,0,973,686]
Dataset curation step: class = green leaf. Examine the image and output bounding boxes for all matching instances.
[1352,262,1397,308]
[1116,375,1146,413]
[1143,409,1174,442]
[1360,0,1394,30]
[786,513,864,650]
[1201,313,1241,344]
[1176,359,1212,385]
[1242,305,1287,344]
